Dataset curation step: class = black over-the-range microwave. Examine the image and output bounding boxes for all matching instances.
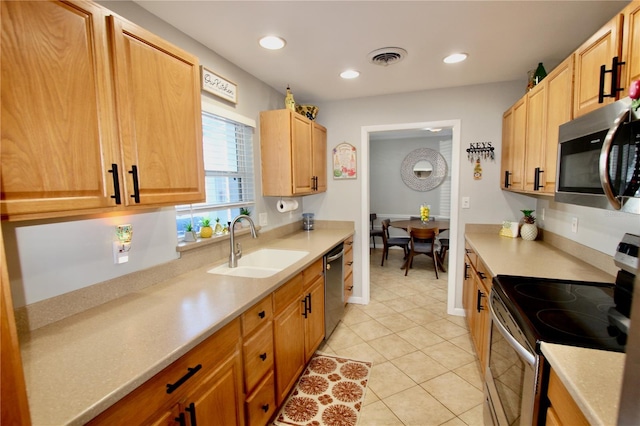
[556,97,640,215]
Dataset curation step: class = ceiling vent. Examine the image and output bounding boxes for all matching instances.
[367,47,407,67]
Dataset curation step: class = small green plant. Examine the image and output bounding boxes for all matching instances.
[200,218,211,227]
[185,222,193,232]
[521,210,536,224]
[240,207,251,216]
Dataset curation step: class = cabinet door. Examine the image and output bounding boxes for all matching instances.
[1,0,119,218]
[510,97,527,191]
[621,1,640,96]
[573,14,623,117]
[462,255,474,323]
[542,56,573,194]
[312,123,327,192]
[291,114,313,194]
[304,277,325,362]
[187,351,245,426]
[524,84,546,192]
[273,299,305,405]
[500,108,514,190]
[108,16,205,207]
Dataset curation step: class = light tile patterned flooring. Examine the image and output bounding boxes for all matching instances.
[318,248,484,426]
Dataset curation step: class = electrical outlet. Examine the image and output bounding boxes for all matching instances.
[462,197,470,209]
[541,208,545,221]
[571,217,578,233]
[259,212,268,226]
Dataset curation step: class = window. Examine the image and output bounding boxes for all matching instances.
[177,101,255,238]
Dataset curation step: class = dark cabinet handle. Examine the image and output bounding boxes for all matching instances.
[599,56,626,103]
[258,310,266,319]
[346,240,353,246]
[108,163,121,204]
[348,286,353,291]
[504,170,511,188]
[128,165,140,203]
[347,261,354,266]
[185,402,197,426]
[259,352,267,361]
[306,293,312,314]
[477,271,486,280]
[302,298,308,318]
[534,167,544,191]
[166,364,202,394]
[464,263,470,280]
[175,412,186,426]
[262,404,270,413]
[477,289,485,313]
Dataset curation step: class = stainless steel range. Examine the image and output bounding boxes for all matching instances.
[484,233,639,426]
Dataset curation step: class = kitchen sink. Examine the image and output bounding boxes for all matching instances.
[207,249,309,278]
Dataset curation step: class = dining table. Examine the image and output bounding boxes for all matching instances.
[389,218,450,272]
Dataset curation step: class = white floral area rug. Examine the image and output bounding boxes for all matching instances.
[273,353,373,426]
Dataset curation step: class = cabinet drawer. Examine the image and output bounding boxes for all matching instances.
[344,271,353,302]
[465,241,477,267]
[547,369,589,426]
[273,273,303,314]
[245,371,276,426]
[475,258,492,293]
[242,295,273,336]
[344,245,354,276]
[243,322,274,392]
[88,318,241,425]
[303,258,324,289]
[344,236,354,250]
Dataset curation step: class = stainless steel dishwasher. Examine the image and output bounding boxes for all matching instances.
[324,243,345,339]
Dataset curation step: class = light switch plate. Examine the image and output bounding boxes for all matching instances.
[462,197,470,209]
[259,212,268,226]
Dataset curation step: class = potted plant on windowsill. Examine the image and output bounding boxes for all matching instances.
[239,207,251,228]
[184,223,197,242]
[200,218,213,238]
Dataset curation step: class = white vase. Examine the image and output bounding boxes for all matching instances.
[520,223,538,241]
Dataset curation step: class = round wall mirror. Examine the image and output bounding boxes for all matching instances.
[400,148,447,191]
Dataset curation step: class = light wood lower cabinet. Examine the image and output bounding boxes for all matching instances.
[273,259,325,405]
[88,318,244,426]
[462,241,492,374]
[545,369,589,426]
[344,236,354,303]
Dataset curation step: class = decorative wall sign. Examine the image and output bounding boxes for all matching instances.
[400,148,447,191]
[200,66,237,104]
[467,142,494,162]
[333,142,357,179]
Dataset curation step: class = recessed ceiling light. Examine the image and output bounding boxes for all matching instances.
[259,36,286,50]
[340,70,360,79]
[443,53,468,64]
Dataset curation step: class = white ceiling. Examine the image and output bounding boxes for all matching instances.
[133,0,630,104]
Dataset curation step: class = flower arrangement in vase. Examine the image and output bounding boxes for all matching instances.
[420,204,430,223]
[520,210,538,241]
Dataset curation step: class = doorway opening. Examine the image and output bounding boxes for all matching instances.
[359,120,462,316]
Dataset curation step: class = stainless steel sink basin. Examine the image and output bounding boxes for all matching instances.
[207,249,309,278]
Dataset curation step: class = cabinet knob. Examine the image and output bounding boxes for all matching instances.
[259,352,267,361]
[258,310,266,319]
[262,404,270,412]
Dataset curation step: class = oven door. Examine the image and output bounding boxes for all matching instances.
[485,289,542,426]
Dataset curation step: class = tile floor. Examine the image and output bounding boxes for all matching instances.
[318,247,484,426]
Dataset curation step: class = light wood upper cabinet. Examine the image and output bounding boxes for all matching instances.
[573,13,623,117]
[1,0,119,219]
[260,109,327,197]
[108,15,205,207]
[0,0,204,220]
[524,56,574,194]
[502,96,527,191]
[621,1,640,96]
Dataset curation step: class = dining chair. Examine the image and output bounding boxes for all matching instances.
[404,227,439,278]
[370,213,384,249]
[380,219,409,266]
[438,238,449,272]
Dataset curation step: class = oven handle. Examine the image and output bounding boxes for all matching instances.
[488,291,536,367]
[599,107,629,211]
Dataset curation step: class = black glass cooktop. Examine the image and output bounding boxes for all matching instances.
[492,275,626,353]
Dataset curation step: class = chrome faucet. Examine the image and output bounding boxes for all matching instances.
[229,214,258,268]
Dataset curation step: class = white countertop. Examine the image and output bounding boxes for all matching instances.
[20,228,353,426]
[541,342,625,426]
